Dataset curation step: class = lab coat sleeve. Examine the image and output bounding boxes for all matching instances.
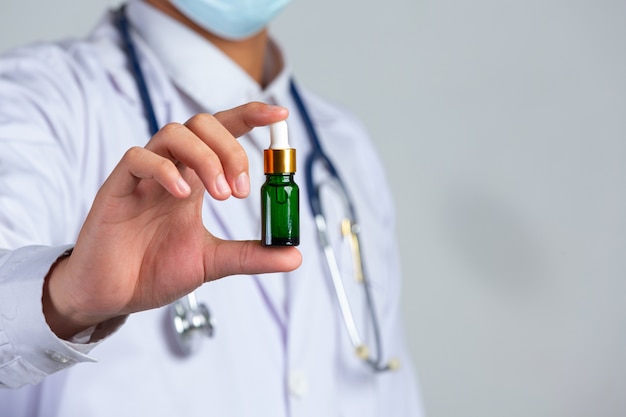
[0,246,101,388]
[0,44,123,388]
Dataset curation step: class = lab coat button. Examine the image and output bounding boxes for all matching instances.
[288,370,308,398]
[45,349,71,364]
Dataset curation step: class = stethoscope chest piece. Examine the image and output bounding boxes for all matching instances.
[170,294,214,356]
[117,5,395,369]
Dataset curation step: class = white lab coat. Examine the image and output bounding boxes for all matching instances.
[0,1,424,416]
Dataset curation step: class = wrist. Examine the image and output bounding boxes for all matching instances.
[42,250,101,340]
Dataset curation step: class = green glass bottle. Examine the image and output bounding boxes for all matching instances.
[261,173,299,246]
[261,121,299,246]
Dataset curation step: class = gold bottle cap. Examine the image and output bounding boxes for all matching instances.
[264,148,296,174]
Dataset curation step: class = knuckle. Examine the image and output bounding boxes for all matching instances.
[158,122,186,137]
[238,241,253,273]
[156,156,175,172]
[230,146,247,165]
[245,101,263,111]
[186,113,215,127]
[123,146,144,160]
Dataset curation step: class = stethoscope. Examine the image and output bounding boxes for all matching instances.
[115,7,397,371]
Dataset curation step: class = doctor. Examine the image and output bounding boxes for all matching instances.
[0,0,424,415]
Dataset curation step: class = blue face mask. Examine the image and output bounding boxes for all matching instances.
[170,0,292,40]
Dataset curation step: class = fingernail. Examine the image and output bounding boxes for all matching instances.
[216,173,231,195]
[235,172,250,196]
[176,177,190,194]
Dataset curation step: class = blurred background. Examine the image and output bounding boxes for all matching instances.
[2,0,625,416]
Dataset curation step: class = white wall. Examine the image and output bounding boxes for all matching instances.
[2,1,625,416]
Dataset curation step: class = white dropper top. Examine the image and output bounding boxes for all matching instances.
[269,121,290,149]
[264,120,296,174]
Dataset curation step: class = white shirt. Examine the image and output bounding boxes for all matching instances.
[0,1,424,415]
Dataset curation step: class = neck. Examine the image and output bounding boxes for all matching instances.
[144,0,270,86]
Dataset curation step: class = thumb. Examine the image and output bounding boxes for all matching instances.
[205,239,302,281]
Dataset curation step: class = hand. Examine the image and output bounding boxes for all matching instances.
[42,102,302,339]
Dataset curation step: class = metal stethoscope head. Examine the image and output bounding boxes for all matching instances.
[116,4,398,369]
[170,291,215,356]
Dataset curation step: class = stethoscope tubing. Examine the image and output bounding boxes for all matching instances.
[115,5,391,371]
[115,7,159,136]
[289,81,388,371]
[289,81,357,221]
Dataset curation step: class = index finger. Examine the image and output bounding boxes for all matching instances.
[214,102,289,138]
